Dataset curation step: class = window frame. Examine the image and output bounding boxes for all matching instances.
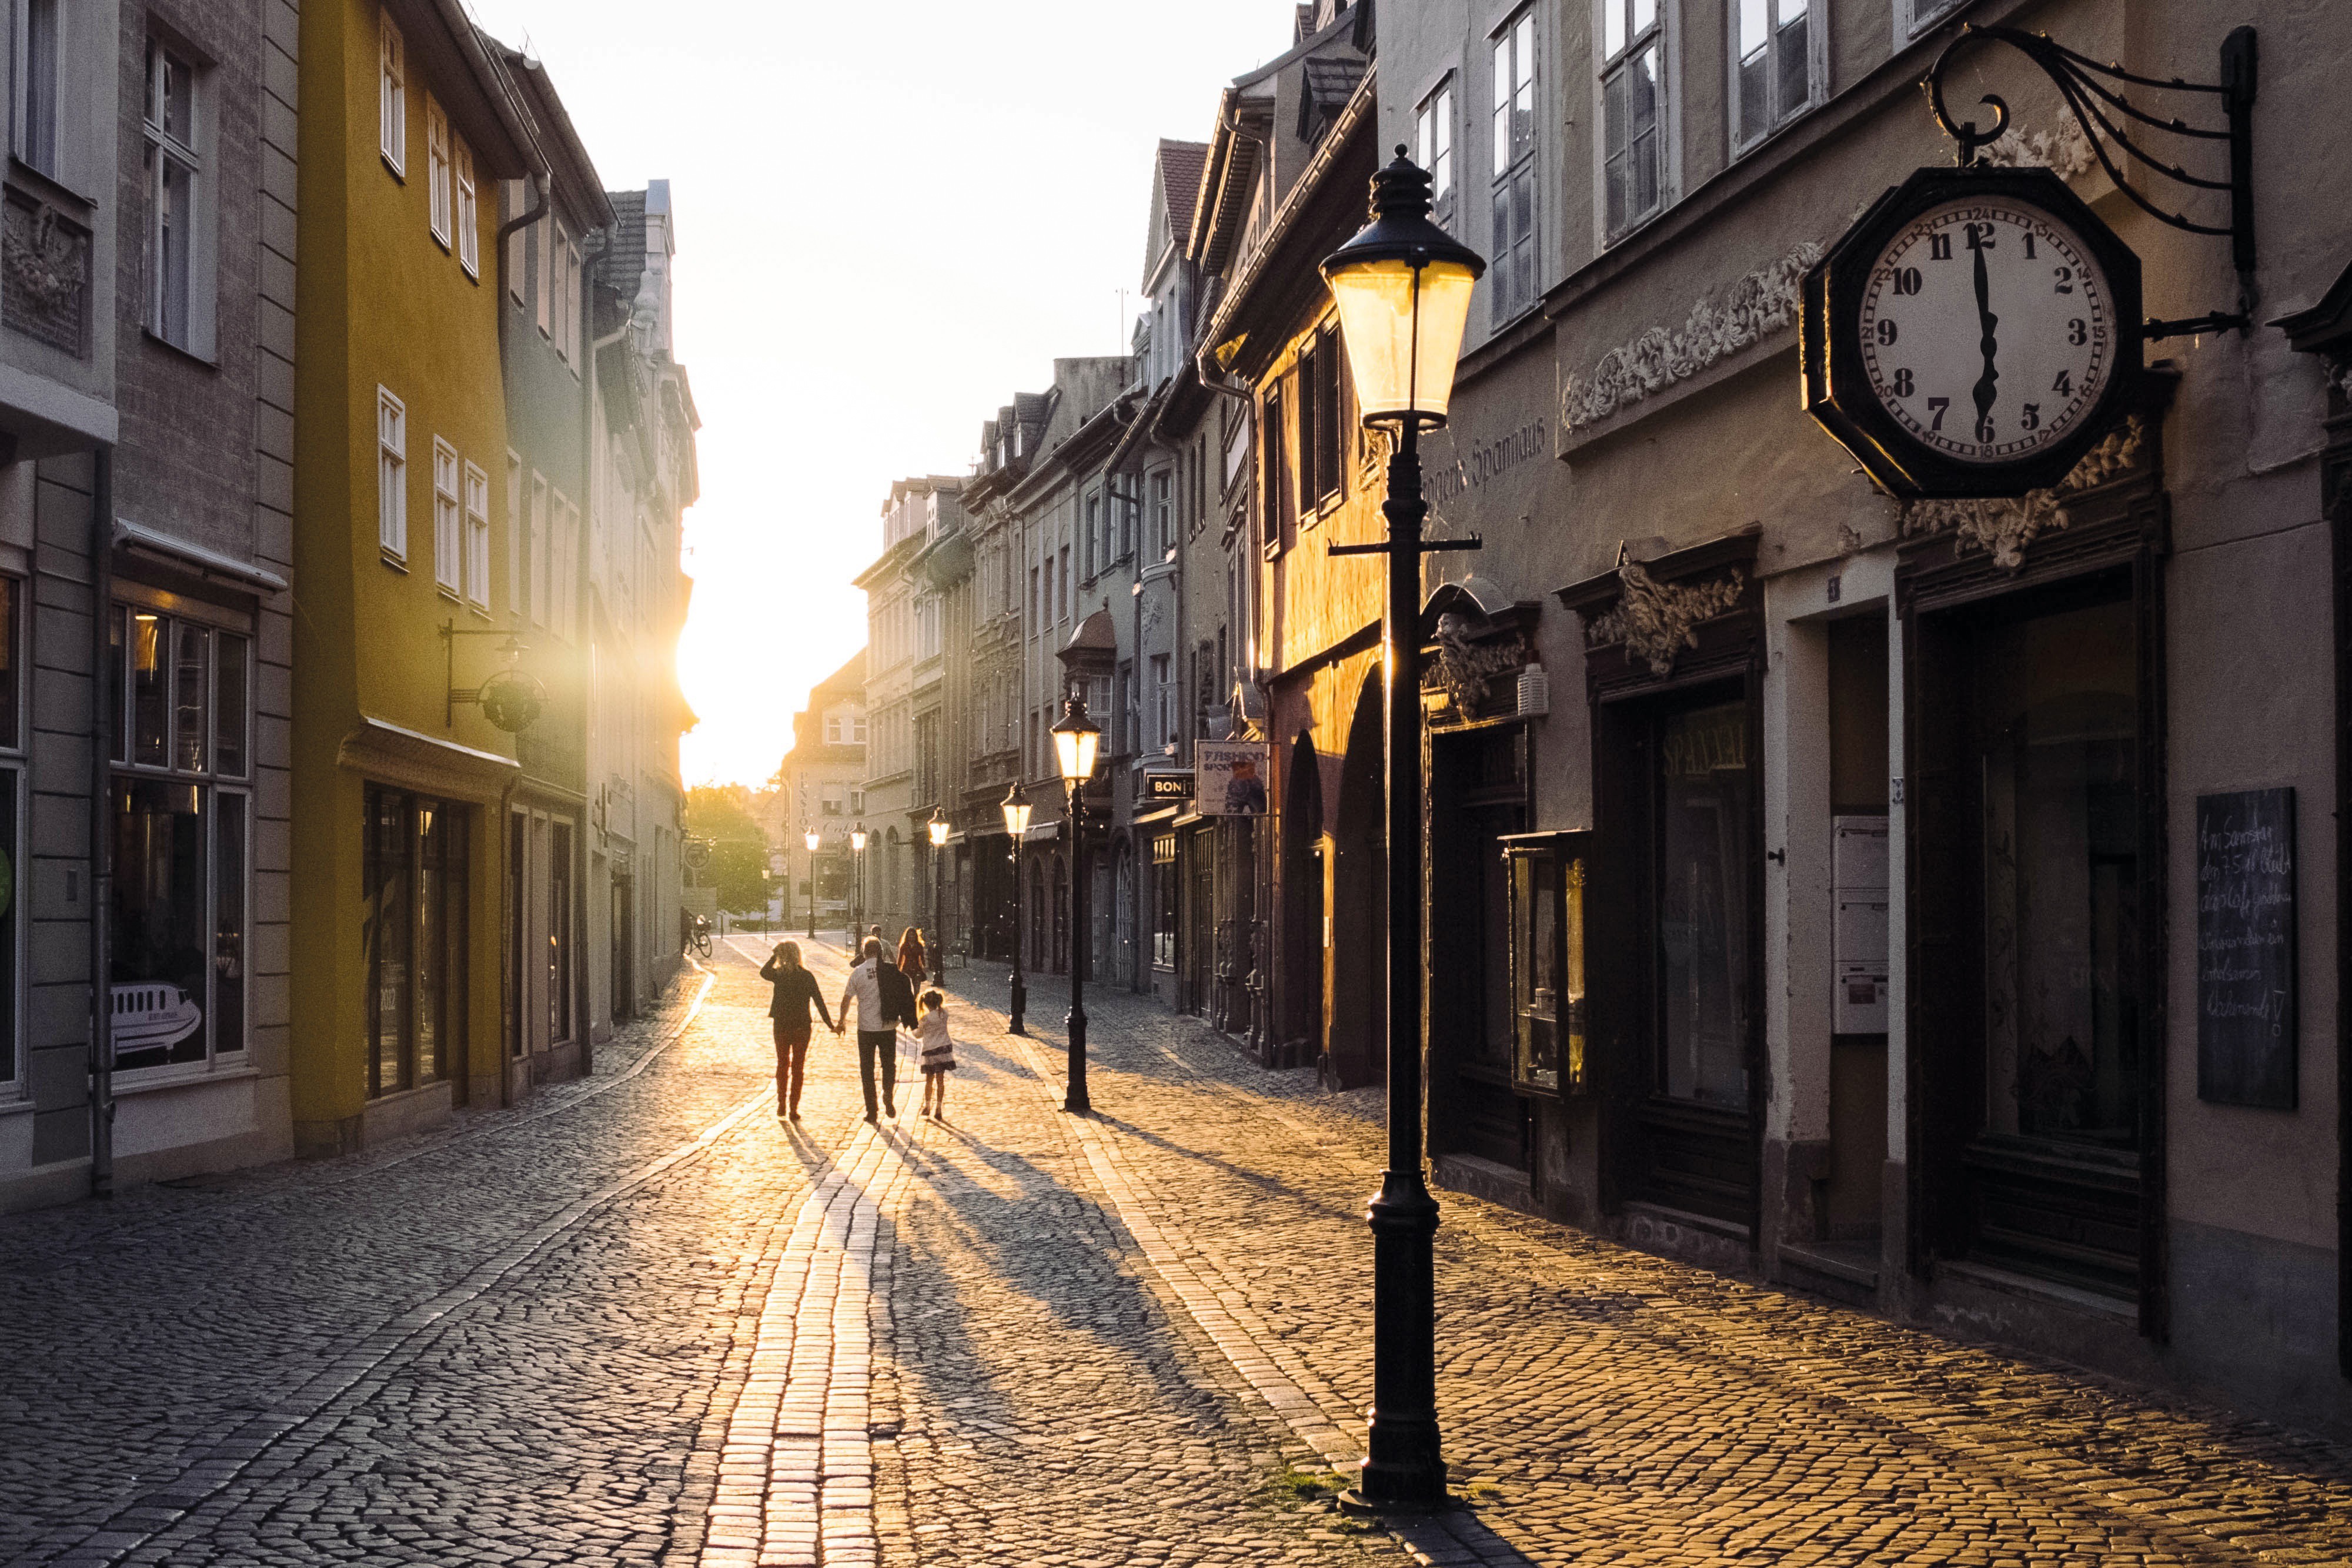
[426,96,450,246]
[1490,8,1541,323]
[0,577,24,1094]
[1895,0,1966,42]
[377,388,407,562]
[14,0,62,182]
[462,459,490,610]
[142,36,210,357]
[378,6,406,177]
[431,437,461,595]
[454,137,479,277]
[1596,0,1673,246]
[1416,75,1456,232]
[1728,0,1826,156]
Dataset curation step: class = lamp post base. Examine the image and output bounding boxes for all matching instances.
[1008,972,1027,1035]
[1352,1172,1447,1510]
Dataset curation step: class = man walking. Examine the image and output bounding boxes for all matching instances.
[835,937,917,1122]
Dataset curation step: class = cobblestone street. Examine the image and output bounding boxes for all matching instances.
[6,937,2352,1567]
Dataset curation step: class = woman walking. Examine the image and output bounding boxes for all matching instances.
[896,925,928,986]
[759,940,833,1121]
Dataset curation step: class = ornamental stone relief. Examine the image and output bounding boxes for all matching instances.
[2,189,89,357]
[1586,561,1746,678]
[1897,416,2149,570]
[1424,612,1531,720]
[1977,118,2099,182]
[1558,242,1824,434]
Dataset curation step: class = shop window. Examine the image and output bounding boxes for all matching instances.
[1152,833,1177,969]
[550,820,573,1046]
[1507,831,1591,1096]
[365,786,469,1095]
[0,578,21,1089]
[108,604,251,1075]
[1655,699,1752,1108]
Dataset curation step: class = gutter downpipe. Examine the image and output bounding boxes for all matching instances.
[89,444,114,1196]
[490,173,544,1108]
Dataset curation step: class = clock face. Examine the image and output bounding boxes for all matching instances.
[1857,197,2116,465]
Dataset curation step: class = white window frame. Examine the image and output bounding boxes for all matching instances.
[377,388,407,561]
[529,473,549,626]
[378,7,405,176]
[1896,0,1966,41]
[463,460,491,610]
[455,137,479,277]
[431,438,460,594]
[1596,0,1673,245]
[1490,9,1539,324]
[505,182,526,302]
[142,37,212,357]
[536,218,552,337]
[426,96,450,245]
[564,236,583,367]
[14,0,63,181]
[1416,76,1456,233]
[505,452,523,614]
[1729,0,1825,155]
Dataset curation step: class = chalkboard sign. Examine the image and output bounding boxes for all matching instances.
[2196,787,2297,1108]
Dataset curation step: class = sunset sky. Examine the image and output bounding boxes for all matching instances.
[462,0,1302,787]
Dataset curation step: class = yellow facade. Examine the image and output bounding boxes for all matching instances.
[290,0,539,1151]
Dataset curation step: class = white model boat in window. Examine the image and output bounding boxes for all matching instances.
[112,982,202,1058]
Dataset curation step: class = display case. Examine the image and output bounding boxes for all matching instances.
[1502,830,1592,1097]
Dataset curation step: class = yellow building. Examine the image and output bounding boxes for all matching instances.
[290,0,542,1152]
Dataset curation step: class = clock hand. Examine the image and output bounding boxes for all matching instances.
[1972,239,1999,440]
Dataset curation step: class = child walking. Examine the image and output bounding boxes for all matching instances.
[916,989,956,1120]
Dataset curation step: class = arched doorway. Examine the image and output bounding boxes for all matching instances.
[1279,731,1324,1063]
[1329,673,1385,1088]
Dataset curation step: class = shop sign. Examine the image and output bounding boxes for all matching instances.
[1141,771,1193,804]
[1195,742,1268,817]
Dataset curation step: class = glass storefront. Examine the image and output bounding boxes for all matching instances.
[108,604,249,1074]
[1655,699,1752,1110]
[365,786,469,1096]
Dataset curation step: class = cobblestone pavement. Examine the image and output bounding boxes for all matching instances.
[10,940,2352,1568]
[0,939,1398,1568]
[936,962,2352,1568]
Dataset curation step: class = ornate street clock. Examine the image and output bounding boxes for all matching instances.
[1803,165,2142,497]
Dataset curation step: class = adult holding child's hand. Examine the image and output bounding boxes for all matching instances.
[759,940,831,1122]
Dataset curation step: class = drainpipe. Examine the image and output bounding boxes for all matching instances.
[89,445,114,1196]
[489,173,543,1109]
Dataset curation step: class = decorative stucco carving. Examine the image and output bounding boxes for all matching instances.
[2,190,88,356]
[1586,561,1747,677]
[1897,417,2150,570]
[1976,118,2099,182]
[1426,612,1530,718]
[1559,242,1824,434]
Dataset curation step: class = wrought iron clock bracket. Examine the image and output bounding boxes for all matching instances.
[1926,22,2257,339]
[442,617,528,726]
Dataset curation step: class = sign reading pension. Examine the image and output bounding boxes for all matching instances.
[1196,741,1269,817]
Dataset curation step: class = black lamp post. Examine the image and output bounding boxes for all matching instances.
[1050,691,1101,1115]
[1319,148,1485,1514]
[850,824,868,948]
[803,829,820,941]
[928,808,950,972]
[1001,781,1031,1034]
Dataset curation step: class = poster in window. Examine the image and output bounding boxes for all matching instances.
[1195,741,1268,817]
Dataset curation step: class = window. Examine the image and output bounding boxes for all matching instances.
[1492,10,1539,317]
[1602,0,1666,240]
[426,97,450,245]
[1150,654,1172,753]
[463,461,490,610]
[506,183,526,302]
[377,389,407,560]
[1028,565,1038,630]
[1295,346,1318,519]
[1058,546,1070,621]
[1152,835,1178,969]
[549,820,573,1046]
[529,474,549,624]
[564,236,582,360]
[1733,0,1815,148]
[0,579,22,1088]
[1899,0,1964,39]
[364,788,468,1096]
[505,452,523,613]
[1152,471,1172,554]
[16,0,60,178]
[535,218,552,336]
[432,439,460,594]
[1655,699,1752,1108]
[378,8,405,174]
[455,139,479,276]
[1267,385,1293,551]
[142,41,202,353]
[1416,78,1456,231]
[1084,494,1100,577]
[109,609,253,1076]
[821,783,845,814]
[1313,326,1342,505]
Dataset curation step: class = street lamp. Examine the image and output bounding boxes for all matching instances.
[1050,693,1101,1115]
[928,807,950,974]
[1001,781,1032,1034]
[804,829,821,941]
[850,823,868,948]
[1319,146,1484,1515]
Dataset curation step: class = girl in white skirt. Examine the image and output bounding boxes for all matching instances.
[916,989,956,1120]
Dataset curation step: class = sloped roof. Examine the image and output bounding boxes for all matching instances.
[600,188,649,305]
[1157,139,1209,246]
[1299,56,1367,142]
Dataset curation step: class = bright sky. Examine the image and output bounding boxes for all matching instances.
[465,0,1303,788]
